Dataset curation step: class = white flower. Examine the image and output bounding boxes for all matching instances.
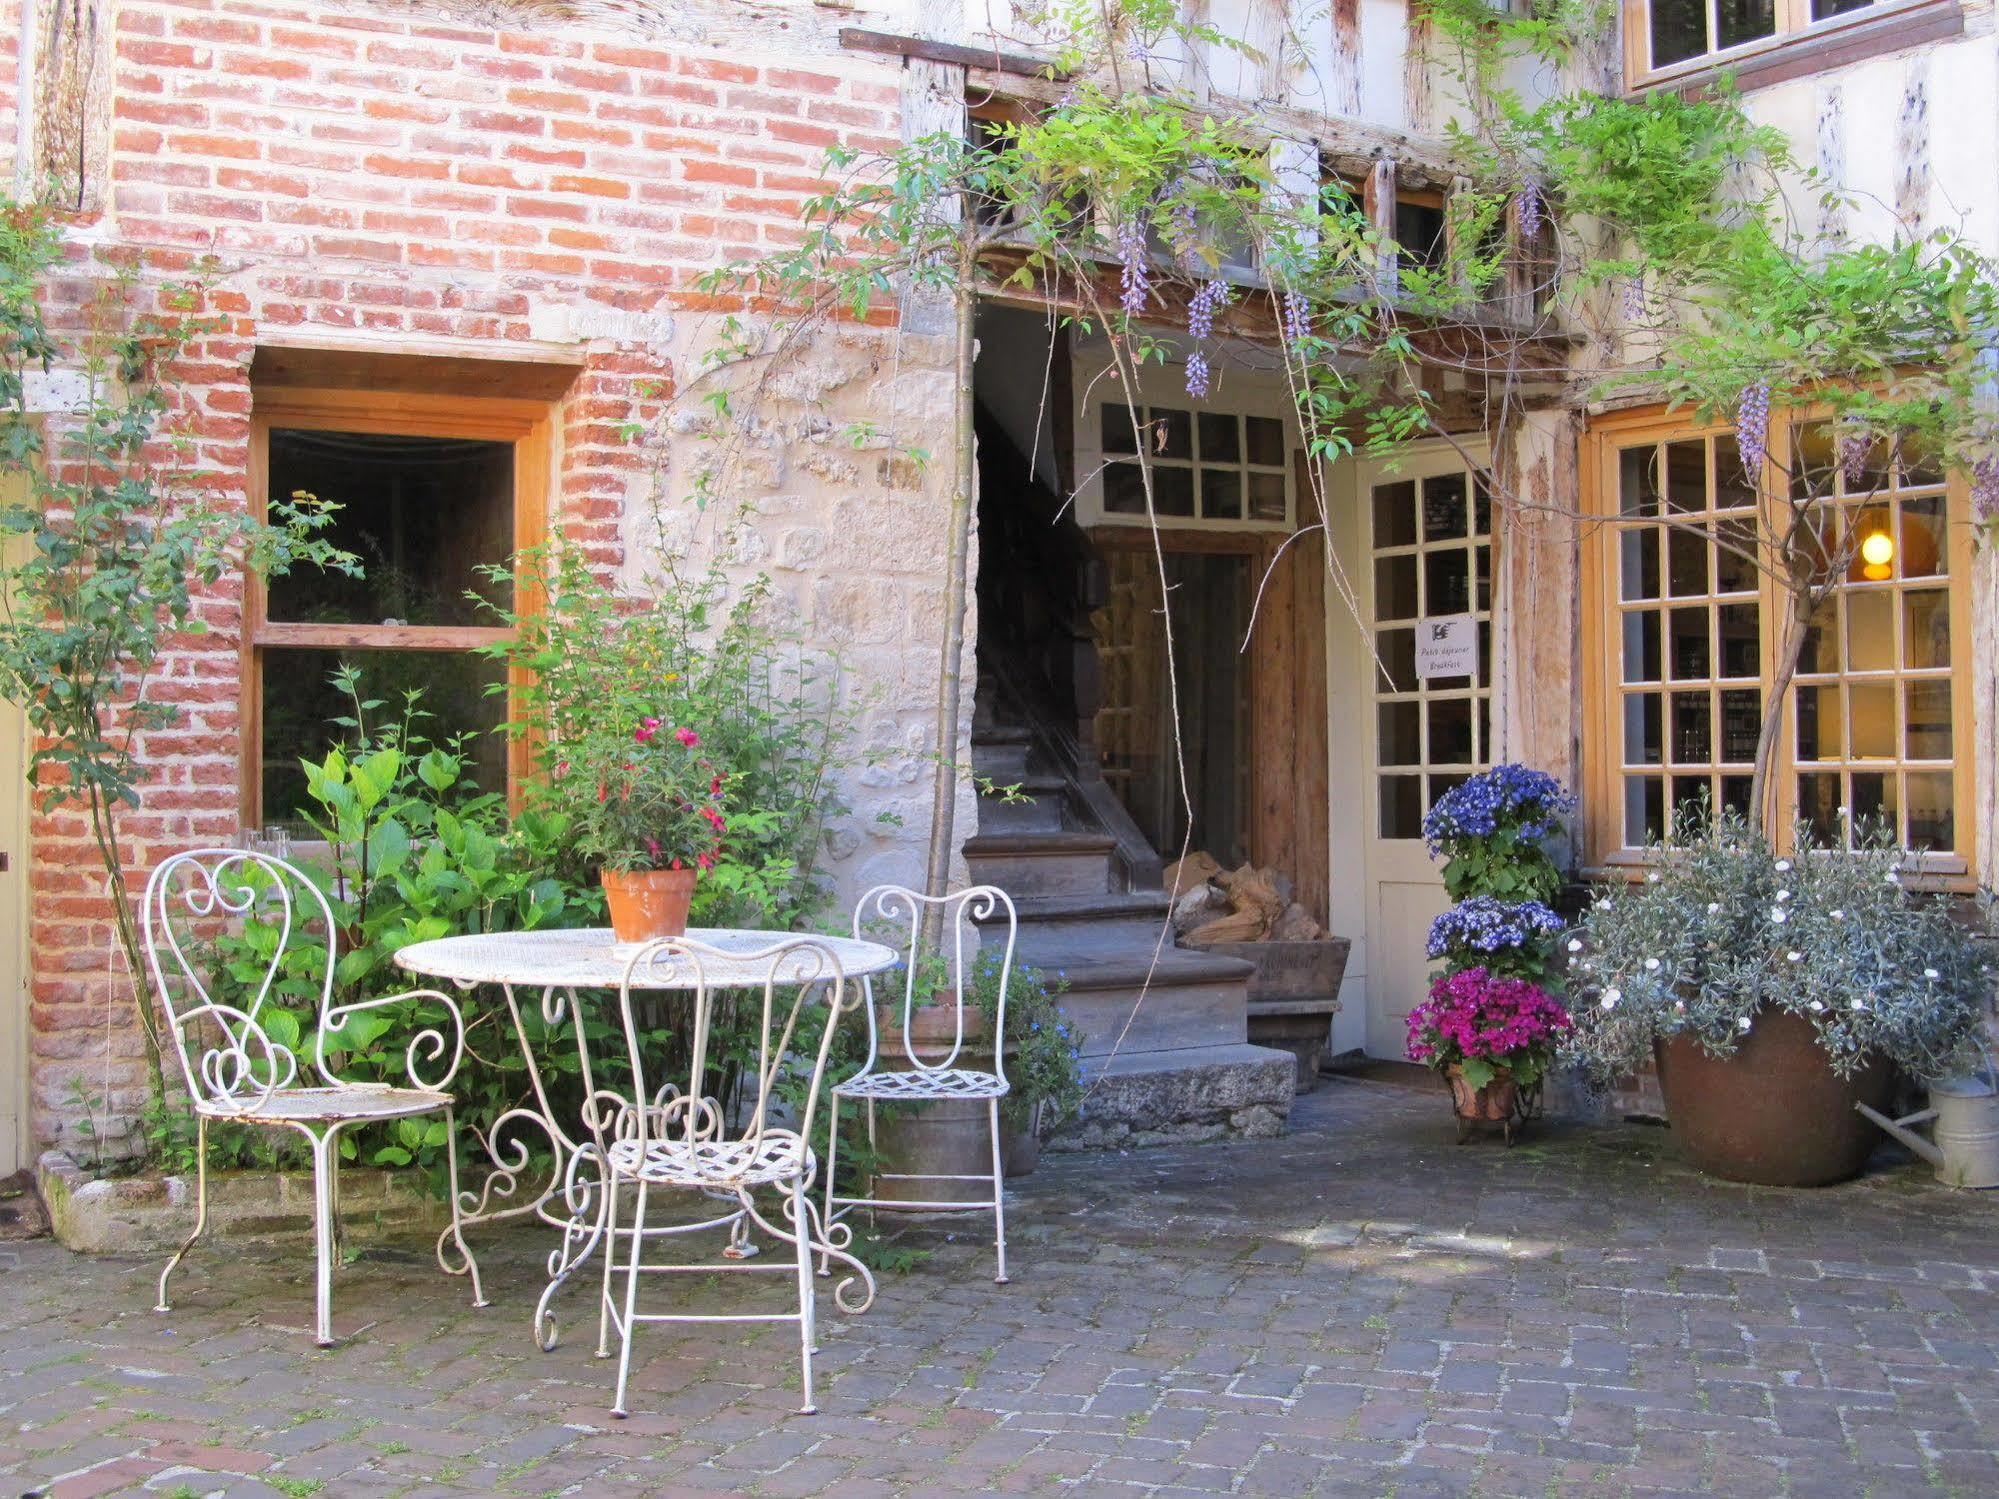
[1706,902,1721,915]
[1771,908,1789,924]
[1775,859,1792,873]
[1808,1000,1825,1013]
[1787,951,1802,963]
[1601,988,1621,1010]
[1886,870,1901,886]
[1644,958,1660,971]
[1568,938,1584,953]
[1737,1016,1753,1032]
[1646,871,1660,883]
[1673,1000,1686,1013]
[1775,890,1790,902]
[1924,968,1939,980]
[1831,910,1844,921]
[1850,999,1867,1012]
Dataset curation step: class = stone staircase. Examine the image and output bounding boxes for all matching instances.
[965,723,1295,1148]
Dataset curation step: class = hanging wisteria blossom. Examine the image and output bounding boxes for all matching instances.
[1971,455,1999,519]
[1115,218,1151,315]
[1184,349,1210,399]
[1735,379,1770,478]
[1516,178,1544,241]
[1838,427,1870,490]
[1187,278,1230,342]
[1282,291,1310,347]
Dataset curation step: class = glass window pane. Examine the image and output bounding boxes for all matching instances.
[1624,693,1662,766]
[1474,480,1492,537]
[1244,416,1284,466]
[1623,609,1662,683]
[1197,411,1239,463]
[1621,530,1660,601]
[1906,771,1953,851]
[1202,469,1243,520]
[1714,446,1756,511]
[266,430,514,627]
[1846,591,1895,673]
[1620,445,1661,517]
[1901,495,1946,578]
[1430,772,1471,811]
[1664,440,1706,513]
[1667,607,1710,680]
[1719,775,1753,821]
[1670,690,1712,765]
[1715,0,1775,50]
[1798,771,1843,845]
[1668,527,1708,596]
[260,647,507,828]
[1380,775,1423,839]
[1153,466,1195,517]
[1371,481,1417,547]
[1247,471,1286,521]
[1428,698,1474,765]
[1649,0,1708,66]
[1625,774,1665,843]
[1813,0,1876,18]
[1904,589,1950,669]
[1475,545,1492,611]
[1104,461,1146,514]
[1424,549,1470,616]
[1714,516,1758,593]
[1717,602,1758,679]
[1850,770,1895,840]
[1376,555,1418,621]
[1145,408,1191,460]
[1792,423,1836,502]
[1719,690,1760,764]
[1899,434,1945,487]
[1378,701,1421,766]
[1422,474,1468,542]
[1849,682,1897,760]
[1906,680,1952,760]
[1102,403,1138,455]
[1376,627,1415,692]
[1799,594,1840,674]
[1797,685,1842,762]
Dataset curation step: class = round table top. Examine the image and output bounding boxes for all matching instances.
[394,927,899,991]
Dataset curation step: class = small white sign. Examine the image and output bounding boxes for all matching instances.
[1415,614,1478,679]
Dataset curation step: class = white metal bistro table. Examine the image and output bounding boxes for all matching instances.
[394,926,898,1349]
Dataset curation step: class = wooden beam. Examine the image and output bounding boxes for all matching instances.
[839,27,1064,81]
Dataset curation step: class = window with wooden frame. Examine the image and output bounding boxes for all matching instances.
[246,389,550,830]
[1581,410,1974,880]
[1624,0,1962,92]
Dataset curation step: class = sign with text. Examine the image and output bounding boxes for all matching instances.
[1414,614,1478,680]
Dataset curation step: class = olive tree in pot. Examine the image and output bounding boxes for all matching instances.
[1562,809,1992,1186]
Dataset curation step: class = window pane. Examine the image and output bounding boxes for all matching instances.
[1422,474,1468,542]
[1904,589,1949,669]
[1154,466,1195,516]
[1649,0,1708,65]
[1906,680,1952,760]
[260,647,507,828]
[1714,0,1774,53]
[1717,602,1758,678]
[1849,682,1897,760]
[1719,690,1760,764]
[1719,775,1753,821]
[1424,549,1470,616]
[1846,591,1894,672]
[1668,527,1708,596]
[1796,685,1842,762]
[266,430,514,628]
[1475,545,1492,611]
[1620,446,1660,517]
[1901,495,1946,577]
[1247,471,1286,521]
[1376,555,1419,621]
[1813,0,1875,16]
[1667,607,1710,680]
[1670,691,1711,765]
[1144,408,1191,459]
[1202,469,1243,520]
[1906,771,1953,851]
[1372,481,1417,547]
[1103,461,1147,514]
[1798,771,1843,844]
[1102,403,1138,455]
[1380,774,1422,839]
[1375,627,1415,692]
[1197,411,1239,463]
[1799,594,1840,674]
[1664,440,1705,513]
[1850,770,1895,838]
[1625,774,1666,843]
[1621,531,1660,601]
[1714,517,1758,593]
[1624,693,1662,766]
[1379,701,1421,766]
[1474,481,1492,536]
[1429,698,1474,765]
[1244,416,1285,466]
[1623,610,1662,682]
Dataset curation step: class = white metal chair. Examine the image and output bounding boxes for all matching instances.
[587,935,874,1417]
[144,849,484,1345]
[824,885,1018,1285]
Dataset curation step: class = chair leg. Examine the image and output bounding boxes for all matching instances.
[791,1179,817,1415]
[308,1126,340,1347]
[439,1105,487,1309]
[818,1093,839,1277]
[865,1099,879,1238]
[156,1114,209,1313]
[611,1181,647,1418]
[595,1171,620,1360]
[988,1097,1009,1286]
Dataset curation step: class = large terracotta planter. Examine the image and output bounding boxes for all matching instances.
[600,867,697,943]
[1446,1064,1523,1144]
[1654,1007,1895,1186]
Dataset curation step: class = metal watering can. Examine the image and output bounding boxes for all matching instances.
[1857,1067,1999,1189]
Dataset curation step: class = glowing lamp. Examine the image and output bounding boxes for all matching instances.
[1859,528,1894,581]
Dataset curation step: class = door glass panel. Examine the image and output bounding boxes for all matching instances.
[1197,411,1239,462]
[1379,701,1421,766]
[1424,549,1470,616]
[1848,682,1897,760]
[1906,771,1953,850]
[1372,481,1417,547]
[1904,589,1949,668]
[1375,555,1419,621]
[1422,474,1468,541]
[1797,686,1842,761]
[1846,591,1894,672]
[1905,681,1951,760]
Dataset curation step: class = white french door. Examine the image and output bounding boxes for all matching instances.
[1355,447,1494,1057]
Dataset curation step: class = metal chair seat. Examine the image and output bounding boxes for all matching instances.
[197,1084,449,1123]
[607,1130,810,1190]
[836,1067,1009,1102]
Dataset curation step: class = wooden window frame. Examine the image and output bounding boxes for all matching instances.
[1579,404,1976,886]
[244,387,553,828]
[1622,0,1963,95]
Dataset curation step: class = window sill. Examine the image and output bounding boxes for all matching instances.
[1628,0,1963,98]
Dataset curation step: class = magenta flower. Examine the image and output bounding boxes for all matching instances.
[634,716,662,745]
[675,727,700,748]
[1406,967,1570,1070]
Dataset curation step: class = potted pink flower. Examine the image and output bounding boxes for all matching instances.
[560,716,730,942]
[1406,967,1571,1144]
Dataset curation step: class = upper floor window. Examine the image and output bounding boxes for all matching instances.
[1627,0,1952,89]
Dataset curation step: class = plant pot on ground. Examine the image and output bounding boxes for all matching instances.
[1408,967,1571,1147]
[1564,809,1992,1188]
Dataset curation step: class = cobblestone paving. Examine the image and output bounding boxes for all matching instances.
[6,1078,1999,1498]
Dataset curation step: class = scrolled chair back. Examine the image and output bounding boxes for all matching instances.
[586,934,858,1165]
[851,884,1018,1082]
[142,848,337,1117]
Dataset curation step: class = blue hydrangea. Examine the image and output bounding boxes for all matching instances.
[1422,763,1574,857]
[1426,896,1564,959]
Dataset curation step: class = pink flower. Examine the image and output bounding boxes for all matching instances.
[675,727,700,748]
[634,716,662,745]
[696,851,714,870]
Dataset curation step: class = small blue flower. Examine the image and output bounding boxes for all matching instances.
[1421,764,1574,857]
[1426,896,1564,959]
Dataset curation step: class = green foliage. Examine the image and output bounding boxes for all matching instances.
[1563,809,1994,1087]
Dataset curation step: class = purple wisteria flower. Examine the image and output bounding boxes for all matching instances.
[1972,455,1999,519]
[1517,178,1544,241]
[1116,218,1151,315]
[1187,278,1230,341]
[1735,380,1771,478]
[1184,349,1211,399]
[1282,291,1310,347]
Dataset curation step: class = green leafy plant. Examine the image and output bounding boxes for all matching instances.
[1562,808,1993,1088]
[558,714,731,875]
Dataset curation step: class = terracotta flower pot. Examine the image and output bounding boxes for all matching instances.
[1654,1007,1895,1187]
[1447,1064,1519,1124]
[600,867,698,943]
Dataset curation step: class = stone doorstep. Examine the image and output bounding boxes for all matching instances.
[35,1150,449,1256]
[1048,1043,1296,1151]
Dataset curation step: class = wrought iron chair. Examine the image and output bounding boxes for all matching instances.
[588,935,875,1417]
[144,849,484,1345]
[824,885,1018,1285]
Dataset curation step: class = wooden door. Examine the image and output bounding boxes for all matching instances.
[1357,450,1494,1055]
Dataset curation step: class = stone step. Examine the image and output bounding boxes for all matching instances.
[1025,943,1255,1058]
[974,774,1070,835]
[971,725,1034,779]
[964,831,1114,898]
[1050,1042,1296,1151]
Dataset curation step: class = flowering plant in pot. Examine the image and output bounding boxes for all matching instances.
[1407,967,1572,1143]
[1562,808,1993,1186]
[558,716,729,942]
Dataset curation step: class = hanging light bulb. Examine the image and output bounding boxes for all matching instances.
[1860,526,1894,581]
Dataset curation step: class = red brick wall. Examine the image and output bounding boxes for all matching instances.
[25,0,907,1154]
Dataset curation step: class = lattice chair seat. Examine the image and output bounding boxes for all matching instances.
[835,1067,1009,1102]
[204,1084,452,1124]
[607,1130,810,1190]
